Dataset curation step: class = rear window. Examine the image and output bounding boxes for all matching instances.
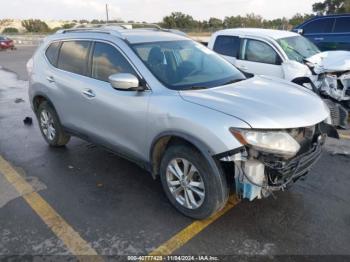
[213,35,240,57]
[45,42,60,66]
[57,41,90,76]
[334,17,350,33]
[303,18,335,34]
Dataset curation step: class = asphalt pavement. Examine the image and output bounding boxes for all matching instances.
[0,46,349,261]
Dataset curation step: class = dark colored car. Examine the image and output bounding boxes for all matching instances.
[0,36,15,50]
[293,14,350,51]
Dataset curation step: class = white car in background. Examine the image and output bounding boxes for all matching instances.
[208,28,349,128]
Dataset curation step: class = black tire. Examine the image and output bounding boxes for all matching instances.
[160,144,229,219]
[37,101,70,147]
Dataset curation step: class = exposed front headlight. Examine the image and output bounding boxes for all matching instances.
[230,128,301,158]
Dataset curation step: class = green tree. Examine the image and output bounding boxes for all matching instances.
[2,27,19,34]
[223,15,245,28]
[62,23,76,29]
[21,19,50,33]
[243,13,263,27]
[162,12,195,29]
[289,13,314,27]
[208,17,223,30]
[313,0,350,15]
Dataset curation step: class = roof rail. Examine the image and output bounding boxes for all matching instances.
[56,27,125,38]
[56,23,186,38]
[73,22,162,30]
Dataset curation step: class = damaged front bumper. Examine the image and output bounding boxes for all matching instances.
[318,72,350,103]
[220,131,326,201]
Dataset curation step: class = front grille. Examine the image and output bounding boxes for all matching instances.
[264,143,322,187]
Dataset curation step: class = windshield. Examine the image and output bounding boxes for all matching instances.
[277,36,320,63]
[131,40,246,90]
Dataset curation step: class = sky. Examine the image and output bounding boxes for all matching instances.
[0,0,319,22]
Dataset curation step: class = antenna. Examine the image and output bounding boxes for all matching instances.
[105,4,109,24]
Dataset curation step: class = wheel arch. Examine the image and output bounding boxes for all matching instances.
[291,76,319,95]
[149,131,218,178]
[32,93,57,114]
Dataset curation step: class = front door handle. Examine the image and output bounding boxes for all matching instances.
[46,76,55,83]
[82,89,96,98]
[314,37,324,41]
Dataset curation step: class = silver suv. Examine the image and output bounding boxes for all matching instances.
[28,25,332,219]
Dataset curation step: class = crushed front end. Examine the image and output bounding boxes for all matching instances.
[318,71,350,105]
[300,65,349,128]
[220,123,330,201]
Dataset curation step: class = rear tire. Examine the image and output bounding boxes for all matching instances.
[160,144,229,219]
[37,101,70,147]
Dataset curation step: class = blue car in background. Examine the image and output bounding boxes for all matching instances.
[293,14,350,51]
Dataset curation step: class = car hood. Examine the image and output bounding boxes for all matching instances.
[306,51,350,74]
[179,76,329,129]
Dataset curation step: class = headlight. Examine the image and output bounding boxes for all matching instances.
[230,128,301,158]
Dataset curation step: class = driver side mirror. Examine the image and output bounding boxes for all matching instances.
[108,73,145,91]
[296,28,304,35]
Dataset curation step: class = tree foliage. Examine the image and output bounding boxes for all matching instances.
[159,12,317,32]
[162,12,195,29]
[313,0,350,15]
[2,27,19,34]
[62,23,76,29]
[21,19,49,33]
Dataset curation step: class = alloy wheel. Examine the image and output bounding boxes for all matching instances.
[40,109,56,141]
[166,158,205,209]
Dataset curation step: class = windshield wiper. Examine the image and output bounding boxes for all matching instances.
[286,46,306,59]
[223,78,245,85]
[185,86,209,90]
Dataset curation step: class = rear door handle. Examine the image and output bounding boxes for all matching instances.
[82,89,96,98]
[314,37,324,41]
[46,76,55,83]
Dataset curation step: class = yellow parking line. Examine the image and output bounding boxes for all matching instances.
[0,156,102,260]
[340,134,350,140]
[149,195,240,256]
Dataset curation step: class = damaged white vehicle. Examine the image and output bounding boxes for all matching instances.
[208,28,349,128]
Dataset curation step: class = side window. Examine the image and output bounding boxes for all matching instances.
[303,18,335,34]
[334,17,350,33]
[213,35,240,57]
[57,41,90,76]
[91,42,136,82]
[45,42,60,66]
[243,39,280,65]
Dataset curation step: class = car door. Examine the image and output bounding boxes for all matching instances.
[52,40,150,161]
[235,38,284,78]
[332,17,350,51]
[301,17,336,51]
[82,41,150,160]
[51,40,94,133]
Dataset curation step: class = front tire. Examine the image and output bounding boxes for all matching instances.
[160,144,228,219]
[37,101,70,147]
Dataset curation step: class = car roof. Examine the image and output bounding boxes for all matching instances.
[215,28,298,40]
[120,29,188,44]
[51,26,189,44]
